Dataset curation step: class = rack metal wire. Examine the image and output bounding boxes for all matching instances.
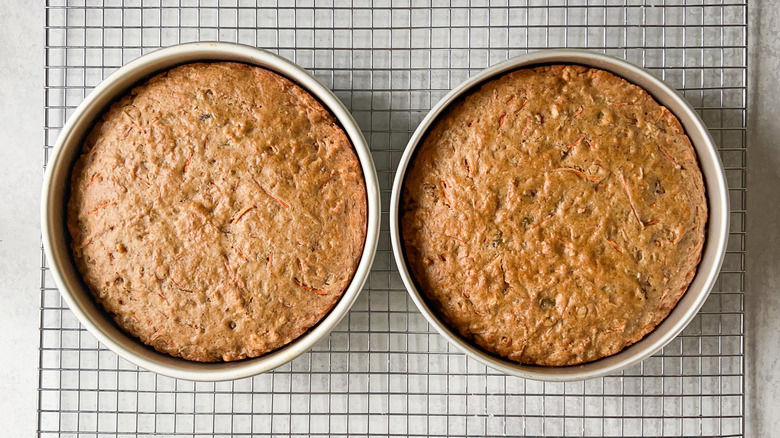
[39,0,747,436]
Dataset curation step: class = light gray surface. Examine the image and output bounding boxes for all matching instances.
[0,0,45,435]
[747,0,780,436]
[0,1,776,436]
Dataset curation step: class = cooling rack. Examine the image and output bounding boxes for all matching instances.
[39,1,747,436]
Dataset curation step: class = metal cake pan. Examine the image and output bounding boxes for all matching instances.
[389,49,730,382]
[41,42,381,381]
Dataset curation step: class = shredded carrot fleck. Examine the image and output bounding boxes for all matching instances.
[574,106,583,118]
[605,238,625,254]
[498,113,508,128]
[293,278,327,295]
[156,292,169,304]
[86,173,100,187]
[224,257,246,289]
[250,175,289,209]
[521,118,532,136]
[618,172,644,228]
[87,201,116,215]
[77,236,95,249]
[231,205,255,224]
[440,180,453,208]
[464,158,472,176]
[520,100,530,110]
[243,106,260,121]
[445,234,466,245]
[318,171,336,190]
[130,168,151,186]
[551,167,601,183]
[531,212,555,230]
[566,133,586,152]
[224,258,235,278]
[234,247,248,262]
[645,219,660,226]
[658,145,682,169]
[169,278,194,294]
[259,186,289,209]
[150,326,163,341]
[121,110,145,134]
[184,150,193,173]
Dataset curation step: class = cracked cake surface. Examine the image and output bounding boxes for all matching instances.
[401,64,706,366]
[68,62,367,362]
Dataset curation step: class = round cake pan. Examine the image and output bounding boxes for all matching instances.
[41,42,381,381]
[389,49,729,382]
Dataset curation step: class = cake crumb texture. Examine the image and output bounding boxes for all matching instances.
[401,65,706,366]
[68,62,367,362]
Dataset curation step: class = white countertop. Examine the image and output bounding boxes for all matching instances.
[745,0,780,435]
[0,1,45,435]
[1,1,776,436]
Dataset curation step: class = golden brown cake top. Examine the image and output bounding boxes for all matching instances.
[68,62,367,362]
[401,64,706,366]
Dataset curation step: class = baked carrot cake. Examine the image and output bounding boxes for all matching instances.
[401,64,706,366]
[68,62,367,362]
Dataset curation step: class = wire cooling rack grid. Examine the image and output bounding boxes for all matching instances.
[39,1,747,436]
